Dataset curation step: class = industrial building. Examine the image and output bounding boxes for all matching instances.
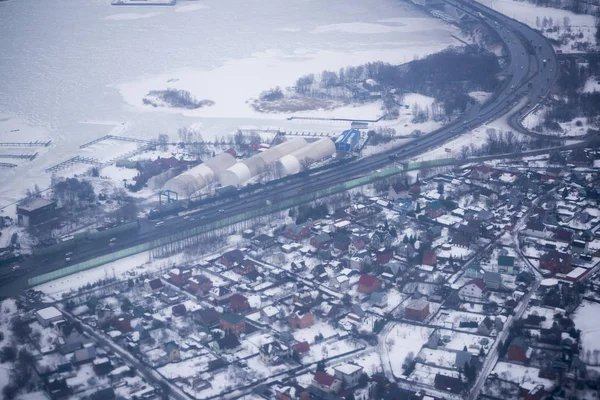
[335,129,361,153]
[162,152,236,198]
[16,198,57,227]
[221,138,308,187]
[275,138,335,176]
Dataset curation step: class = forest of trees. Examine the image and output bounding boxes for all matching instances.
[53,178,96,211]
[458,128,565,159]
[539,57,600,133]
[143,88,214,109]
[287,47,500,120]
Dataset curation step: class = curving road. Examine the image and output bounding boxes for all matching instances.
[0,0,558,297]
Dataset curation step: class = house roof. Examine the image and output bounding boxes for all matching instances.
[510,336,529,351]
[357,274,380,288]
[147,278,163,290]
[434,373,462,392]
[555,228,574,242]
[334,363,363,376]
[313,233,332,244]
[455,351,472,368]
[220,313,245,325]
[194,307,220,324]
[253,233,274,243]
[498,255,515,267]
[466,278,486,290]
[172,304,187,315]
[36,306,62,321]
[229,293,248,305]
[221,249,244,263]
[217,332,240,349]
[293,341,310,354]
[422,250,436,266]
[483,271,501,284]
[314,371,336,387]
[480,316,494,329]
[405,298,429,312]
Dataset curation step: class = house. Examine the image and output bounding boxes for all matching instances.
[169,268,192,287]
[330,274,350,290]
[164,341,181,363]
[259,341,289,364]
[36,306,63,327]
[459,279,487,300]
[332,232,351,252]
[498,255,517,274]
[261,306,280,324]
[555,227,574,243]
[283,223,311,240]
[292,341,310,358]
[539,250,572,274]
[312,371,342,394]
[333,363,364,388]
[311,233,332,248]
[374,247,394,265]
[483,271,502,290]
[74,345,96,364]
[188,275,213,296]
[311,264,329,282]
[252,234,276,249]
[455,351,472,370]
[465,265,484,279]
[289,310,314,329]
[426,225,443,241]
[396,243,416,260]
[370,229,393,249]
[371,292,388,308]
[507,337,531,363]
[144,278,163,293]
[520,384,545,400]
[16,198,57,227]
[357,274,382,294]
[404,299,430,322]
[426,201,445,219]
[193,307,221,327]
[210,286,232,304]
[276,384,308,400]
[388,182,408,201]
[172,304,187,317]
[90,388,116,400]
[422,250,437,266]
[470,164,494,180]
[571,239,588,254]
[221,249,244,267]
[477,316,494,336]
[233,259,257,276]
[434,373,463,394]
[59,322,87,353]
[92,358,112,376]
[113,316,132,333]
[229,293,250,313]
[220,313,246,335]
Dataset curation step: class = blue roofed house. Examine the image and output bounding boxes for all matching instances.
[335,129,361,153]
[498,255,517,274]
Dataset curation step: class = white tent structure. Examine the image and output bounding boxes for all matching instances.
[275,138,335,176]
[221,138,307,187]
[162,152,236,198]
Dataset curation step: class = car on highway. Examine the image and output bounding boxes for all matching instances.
[218,209,225,213]
[155,221,165,228]
[65,257,71,263]
[200,216,206,220]
[65,252,73,257]
[183,215,190,220]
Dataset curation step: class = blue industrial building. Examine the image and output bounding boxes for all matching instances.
[335,129,361,152]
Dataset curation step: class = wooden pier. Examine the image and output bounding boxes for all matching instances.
[79,135,156,149]
[0,153,38,161]
[45,156,103,173]
[0,140,51,148]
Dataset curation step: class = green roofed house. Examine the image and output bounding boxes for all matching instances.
[498,255,517,275]
[220,313,246,335]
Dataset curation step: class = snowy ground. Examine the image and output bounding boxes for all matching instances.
[385,323,434,376]
[492,361,555,390]
[477,0,597,52]
[0,0,461,207]
[573,300,600,356]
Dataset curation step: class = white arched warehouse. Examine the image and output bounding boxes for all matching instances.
[162,152,236,198]
[221,137,307,187]
[276,138,335,176]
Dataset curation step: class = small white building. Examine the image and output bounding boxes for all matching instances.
[458,279,487,300]
[36,306,63,327]
[333,363,364,388]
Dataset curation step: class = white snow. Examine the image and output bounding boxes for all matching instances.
[573,300,600,356]
[384,323,434,376]
[492,361,555,390]
[583,77,600,93]
[0,0,460,207]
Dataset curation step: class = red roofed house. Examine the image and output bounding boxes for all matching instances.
[539,250,572,274]
[229,293,250,313]
[404,299,430,322]
[233,260,257,276]
[422,250,437,266]
[507,337,531,363]
[357,274,382,294]
[220,249,244,267]
[426,201,445,219]
[113,316,132,333]
[144,278,163,293]
[292,341,310,358]
[312,371,341,394]
[169,268,192,287]
[459,279,487,300]
[289,310,314,329]
[555,228,574,243]
[283,223,311,240]
[375,248,394,265]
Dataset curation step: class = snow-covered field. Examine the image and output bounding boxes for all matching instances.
[573,300,600,356]
[385,323,434,376]
[0,0,461,207]
[492,361,555,390]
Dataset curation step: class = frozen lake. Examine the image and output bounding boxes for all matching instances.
[0,0,459,205]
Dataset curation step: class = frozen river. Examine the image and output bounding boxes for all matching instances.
[0,0,459,205]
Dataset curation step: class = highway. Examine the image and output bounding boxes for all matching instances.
[0,0,559,297]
